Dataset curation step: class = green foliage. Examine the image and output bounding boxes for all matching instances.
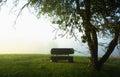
[0,54,119,77]
[30,0,84,33]
[28,0,120,40]
[1,0,119,41]
[81,34,87,43]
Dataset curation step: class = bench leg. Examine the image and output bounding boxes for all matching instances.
[50,59,57,62]
[68,59,73,63]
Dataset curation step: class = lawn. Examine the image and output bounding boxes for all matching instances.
[0,54,119,77]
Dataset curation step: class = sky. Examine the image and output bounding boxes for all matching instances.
[0,1,86,55]
[0,1,119,57]
[0,2,53,54]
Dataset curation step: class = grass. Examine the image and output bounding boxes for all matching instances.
[0,54,119,77]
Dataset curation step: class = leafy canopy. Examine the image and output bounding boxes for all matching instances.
[29,0,120,42]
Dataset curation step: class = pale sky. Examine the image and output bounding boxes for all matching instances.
[0,1,119,57]
[0,4,53,54]
[0,1,85,55]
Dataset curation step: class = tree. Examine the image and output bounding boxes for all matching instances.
[30,0,120,71]
[1,0,120,71]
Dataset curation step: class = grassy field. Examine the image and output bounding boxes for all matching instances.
[0,54,119,77]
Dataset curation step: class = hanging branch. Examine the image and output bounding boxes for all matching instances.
[13,1,30,25]
[0,0,7,6]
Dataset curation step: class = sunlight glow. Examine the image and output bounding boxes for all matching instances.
[1,0,118,57]
[0,4,57,54]
[0,1,85,55]
[0,5,83,55]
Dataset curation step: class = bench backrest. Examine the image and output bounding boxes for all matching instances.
[51,48,74,55]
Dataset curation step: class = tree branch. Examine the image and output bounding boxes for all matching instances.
[98,25,120,67]
[13,1,30,25]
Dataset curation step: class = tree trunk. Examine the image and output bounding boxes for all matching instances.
[89,28,99,70]
[76,0,119,71]
[98,27,120,70]
[83,0,99,70]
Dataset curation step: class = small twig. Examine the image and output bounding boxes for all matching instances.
[13,1,30,25]
[0,0,7,6]
[74,49,89,55]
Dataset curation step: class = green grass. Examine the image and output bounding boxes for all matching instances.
[0,54,119,77]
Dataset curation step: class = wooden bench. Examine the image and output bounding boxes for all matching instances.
[50,48,74,63]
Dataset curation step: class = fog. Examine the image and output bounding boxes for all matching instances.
[0,1,119,57]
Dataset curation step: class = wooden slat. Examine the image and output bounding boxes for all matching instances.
[51,56,73,62]
[51,48,74,55]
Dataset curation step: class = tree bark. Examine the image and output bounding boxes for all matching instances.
[83,0,99,70]
[76,0,119,71]
[98,26,120,70]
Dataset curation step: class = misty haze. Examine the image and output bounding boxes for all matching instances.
[0,0,119,58]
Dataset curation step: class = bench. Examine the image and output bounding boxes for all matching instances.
[50,48,74,63]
